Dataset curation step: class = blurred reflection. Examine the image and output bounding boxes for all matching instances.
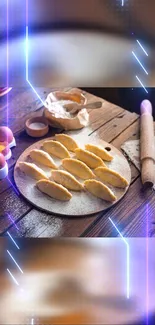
[0,238,155,324]
[0,0,155,87]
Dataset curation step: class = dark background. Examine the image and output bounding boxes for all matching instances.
[82,88,155,118]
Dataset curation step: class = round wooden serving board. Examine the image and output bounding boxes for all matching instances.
[14,133,131,217]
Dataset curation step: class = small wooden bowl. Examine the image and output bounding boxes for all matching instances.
[25,117,49,138]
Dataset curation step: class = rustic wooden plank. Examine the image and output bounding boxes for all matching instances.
[2,106,44,135]
[0,88,28,113]
[91,111,139,140]
[0,87,72,134]
[5,209,95,238]
[111,119,140,149]
[88,103,123,132]
[82,178,153,237]
[0,188,31,234]
[0,88,46,124]
[121,190,155,237]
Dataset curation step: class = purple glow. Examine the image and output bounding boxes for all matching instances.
[7,177,20,196]
[6,0,9,135]
[6,213,19,231]
[26,0,28,25]
[146,204,149,325]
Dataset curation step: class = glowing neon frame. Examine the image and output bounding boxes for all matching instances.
[5,1,151,323]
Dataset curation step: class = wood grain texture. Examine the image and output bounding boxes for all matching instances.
[0,87,144,237]
[0,188,31,234]
[88,102,123,132]
[5,209,95,238]
[83,178,153,237]
[91,111,139,140]
[0,87,72,133]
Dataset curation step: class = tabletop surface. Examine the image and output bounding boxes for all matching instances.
[0,87,155,238]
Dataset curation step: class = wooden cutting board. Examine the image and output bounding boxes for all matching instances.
[14,130,131,217]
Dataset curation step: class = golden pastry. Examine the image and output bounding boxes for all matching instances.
[84,179,116,202]
[55,134,79,152]
[85,144,113,162]
[36,179,72,201]
[19,162,48,180]
[30,149,58,169]
[62,158,95,180]
[75,148,106,169]
[52,170,83,191]
[95,167,129,188]
[43,140,70,159]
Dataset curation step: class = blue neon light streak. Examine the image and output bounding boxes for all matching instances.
[26,25,45,106]
[136,76,148,94]
[7,268,19,286]
[7,231,20,250]
[132,51,148,75]
[109,218,130,299]
[27,80,45,106]
[136,40,148,56]
[7,250,24,274]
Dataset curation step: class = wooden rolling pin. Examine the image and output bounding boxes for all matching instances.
[140,100,155,187]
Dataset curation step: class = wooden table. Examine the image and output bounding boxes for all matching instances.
[0,87,155,238]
